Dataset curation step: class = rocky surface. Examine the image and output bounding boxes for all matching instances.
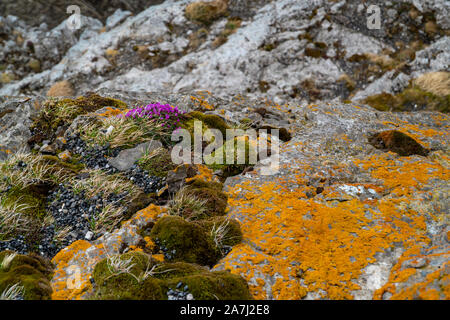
[0,0,448,108]
[0,0,449,301]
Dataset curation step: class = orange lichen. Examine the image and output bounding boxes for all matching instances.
[96,106,126,117]
[374,246,450,300]
[219,147,449,299]
[51,240,93,300]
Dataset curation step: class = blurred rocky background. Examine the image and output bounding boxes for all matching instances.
[0,0,448,111]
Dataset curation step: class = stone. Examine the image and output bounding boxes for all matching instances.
[108,140,163,171]
[85,231,94,241]
[47,80,74,97]
[166,164,197,194]
[57,150,72,162]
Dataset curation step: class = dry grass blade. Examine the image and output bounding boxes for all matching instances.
[71,169,134,199]
[0,283,24,300]
[210,219,230,250]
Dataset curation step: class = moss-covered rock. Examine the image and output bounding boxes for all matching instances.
[368,130,429,157]
[0,251,53,300]
[150,216,220,266]
[92,251,165,300]
[207,136,255,178]
[30,93,127,142]
[137,148,176,178]
[197,216,243,248]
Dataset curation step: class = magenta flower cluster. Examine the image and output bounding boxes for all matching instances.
[119,102,184,131]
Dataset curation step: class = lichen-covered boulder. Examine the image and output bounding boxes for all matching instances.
[213,101,449,300]
[91,251,252,300]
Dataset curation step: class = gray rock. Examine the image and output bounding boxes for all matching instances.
[85,231,94,241]
[108,140,163,171]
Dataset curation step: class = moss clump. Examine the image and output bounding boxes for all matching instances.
[2,184,50,221]
[41,154,85,174]
[305,42,327,59]
[165,271,252,300]
[150,216,220,266]
[92,252,252,300]
[185,0,228,26]
[30,93,127,141]
[184,179,228,218]
[363,86,450,113]
[0,251,53,300]
[368,130,429,157]
[137,148,176,178]
[182,111,231,138]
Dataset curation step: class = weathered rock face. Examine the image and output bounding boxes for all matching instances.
[212,101,449,300]
[1,0,448,109]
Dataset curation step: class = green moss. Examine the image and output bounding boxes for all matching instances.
[41,154,85,173]
[92,253,165,300]
[137,148,176,178]
[185,0,228,26]
[207,137,253,178]
[149,262,206,280]
[181,111,231,138]
[2,184,49,220]
[185,179,228,218]
[0,251,53,300]
[92,252,252,300]
[166,271,253,300]
[30,93,127,141]
[368,130,429,157]
[363,86,449,113]
[150,216,220,266]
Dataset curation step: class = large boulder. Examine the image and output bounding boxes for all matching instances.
[213,101,449,300]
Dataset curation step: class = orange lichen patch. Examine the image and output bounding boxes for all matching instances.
[190,95,215,110]
[131,203,163,223]
[220,147,448,299]
[0,147,12,154]
[96,106,126,117]
[143,236,156,250]
[353,154,449,197]
[57,150,72,161]
[51,240,95,300]
[51,204,165,300]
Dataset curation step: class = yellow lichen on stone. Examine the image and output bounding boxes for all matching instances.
[219,147,449,299]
